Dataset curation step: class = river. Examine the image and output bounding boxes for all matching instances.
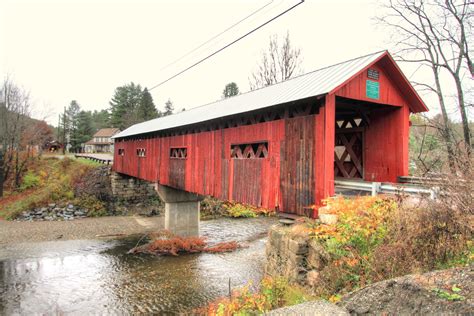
[0,217,277,314]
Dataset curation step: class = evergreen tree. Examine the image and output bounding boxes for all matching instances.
[138,88,160,121]
[91,109,110,131]
[67,100,81,152]
[222,82,240,98]
[163,99,174,116]
[109,82,143,129]
[76,110,94,150]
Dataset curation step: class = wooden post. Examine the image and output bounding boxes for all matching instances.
[315,94,336,206]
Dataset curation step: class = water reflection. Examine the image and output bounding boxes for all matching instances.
[0,217,276,314]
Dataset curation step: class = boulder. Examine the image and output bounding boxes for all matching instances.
[338,266,473,315]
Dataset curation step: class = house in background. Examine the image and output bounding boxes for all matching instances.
[44,140,63,152]
[84,128,120,153]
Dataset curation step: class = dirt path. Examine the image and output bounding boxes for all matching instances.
[0,215,164,245]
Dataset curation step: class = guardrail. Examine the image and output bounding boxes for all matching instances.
[397,176,443,186]
[74,154,113,165]
[335,178,439,199]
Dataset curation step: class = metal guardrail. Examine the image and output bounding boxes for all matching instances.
[397,176,443,186]
[335,178,439,199]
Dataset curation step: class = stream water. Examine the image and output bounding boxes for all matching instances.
[0,217,277,315]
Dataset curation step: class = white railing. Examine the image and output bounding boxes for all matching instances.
[334,178,439,199]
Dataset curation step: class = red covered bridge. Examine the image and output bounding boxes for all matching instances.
[112,51,428,220]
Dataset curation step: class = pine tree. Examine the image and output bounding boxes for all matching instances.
[222,82,239,98]
[163,99,174,116]
[109,82,143,129]
[76,111,94,151]
[138,88,160,121]
[91,109,110,131]
[67,100,81,152]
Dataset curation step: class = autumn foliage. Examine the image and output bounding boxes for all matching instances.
[0,157,99,219]
[128,230,240,256]
[197,277,309,315]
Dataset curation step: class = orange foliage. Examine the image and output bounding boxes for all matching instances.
[309,196,396,242]
[128,231,240,256]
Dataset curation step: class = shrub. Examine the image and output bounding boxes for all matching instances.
[223,201,274,218]
[372,200,473,280]
[19,171,41,191]
[226,203,257,218]
[75,195,107,217]
[304,196,398,296]
[128,230,240,256]
[202,277,310,315]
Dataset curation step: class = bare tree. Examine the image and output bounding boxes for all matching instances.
[249,31,303,90]
[378,0,473,171]
[0,77,31,196]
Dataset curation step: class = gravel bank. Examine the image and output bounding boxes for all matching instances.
[0,215,164,245]
[267,300,348,315]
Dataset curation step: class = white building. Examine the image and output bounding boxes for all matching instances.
[84,128,120,153]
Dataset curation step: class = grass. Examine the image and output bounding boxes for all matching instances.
[73,157,103,167]
[0,157,100,219]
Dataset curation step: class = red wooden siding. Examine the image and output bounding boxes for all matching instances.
[335,63,407,107]
[280,116,315,215]
[364,106,410,182]
[114,113,313,213]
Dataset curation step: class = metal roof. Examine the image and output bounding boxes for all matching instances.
[93,128,121,137]
[114,50,388,139]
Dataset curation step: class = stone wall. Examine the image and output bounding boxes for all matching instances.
[110,171,158,202]
[265,225,330,287]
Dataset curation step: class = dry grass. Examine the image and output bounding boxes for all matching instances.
[128,230,240,256]
[372,169,473,279]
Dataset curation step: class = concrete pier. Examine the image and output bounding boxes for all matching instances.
[155,184,203,237]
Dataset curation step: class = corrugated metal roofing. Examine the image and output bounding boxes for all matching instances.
[114,50,387,139]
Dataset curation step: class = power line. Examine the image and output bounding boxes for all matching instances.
[160,0,275,72]
[149,0,304,91]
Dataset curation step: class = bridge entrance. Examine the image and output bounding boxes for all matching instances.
[334,100,370,180]
[334,116,367,179]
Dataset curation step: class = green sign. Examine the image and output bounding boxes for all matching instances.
[366,80,380,99]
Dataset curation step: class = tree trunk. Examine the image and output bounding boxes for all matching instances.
[14,151,20,188]
[432,68,458,173]
[454,75,471,158]
[0,149,4,198]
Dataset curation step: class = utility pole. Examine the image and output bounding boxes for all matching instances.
[62,106,67,155]
[57,114,61,142]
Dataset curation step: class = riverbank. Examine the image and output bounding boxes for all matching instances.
[0,217,276,314]
[0,215,163,245]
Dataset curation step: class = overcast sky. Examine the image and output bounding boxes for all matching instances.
[0,0,448,125]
